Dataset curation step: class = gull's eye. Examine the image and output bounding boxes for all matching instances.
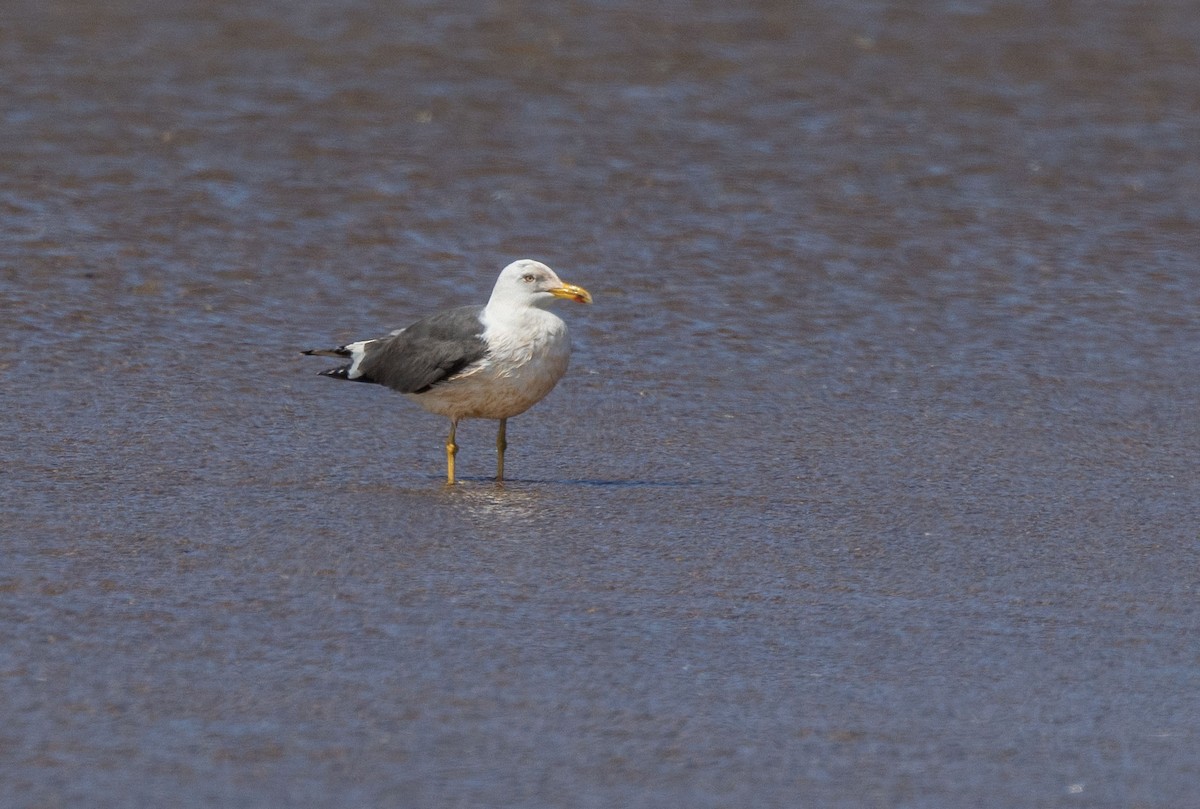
[522,273,536,283]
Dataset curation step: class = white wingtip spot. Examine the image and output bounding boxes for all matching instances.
[346,340,372,379]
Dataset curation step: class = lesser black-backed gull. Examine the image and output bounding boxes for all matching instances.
[303,259,592,484]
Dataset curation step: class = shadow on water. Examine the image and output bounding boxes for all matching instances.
[413,476,715,530]
[446,476,710,488]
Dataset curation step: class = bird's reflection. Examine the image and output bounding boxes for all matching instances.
[438,479,547,530]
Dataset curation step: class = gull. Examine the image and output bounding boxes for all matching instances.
[303,259,592,484]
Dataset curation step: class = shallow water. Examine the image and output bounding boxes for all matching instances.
[3,1,1200,806]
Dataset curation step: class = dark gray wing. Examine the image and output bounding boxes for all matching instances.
[358,305,489,394]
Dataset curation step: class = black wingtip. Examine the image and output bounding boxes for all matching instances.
[303,346,354,359]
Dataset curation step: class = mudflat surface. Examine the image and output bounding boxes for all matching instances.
[3,1,1199,806]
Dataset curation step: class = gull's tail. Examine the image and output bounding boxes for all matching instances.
[301,343,370,382]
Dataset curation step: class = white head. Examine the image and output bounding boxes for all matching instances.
[487,259,593,310]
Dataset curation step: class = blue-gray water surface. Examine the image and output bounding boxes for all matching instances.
[3,1,1199,807]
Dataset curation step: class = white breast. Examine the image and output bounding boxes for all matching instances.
[408,308,571,420]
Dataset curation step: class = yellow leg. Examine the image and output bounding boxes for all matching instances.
[446,419,458,485]
[496,418,507,482]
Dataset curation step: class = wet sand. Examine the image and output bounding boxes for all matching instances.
[3,1,1200,806]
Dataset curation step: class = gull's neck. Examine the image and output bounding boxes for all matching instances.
[484,294,559,330]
